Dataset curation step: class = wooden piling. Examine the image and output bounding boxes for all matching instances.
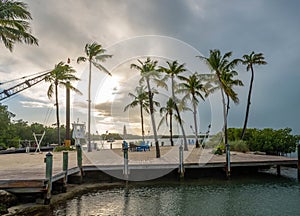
[62,151,68,191]
[123,141,129,179]
[277,165,281,176]
[76,145,83,182]
[297,144,300,181]
[226,143,231,178]
[179,144,184,179]
[44,152,53,204]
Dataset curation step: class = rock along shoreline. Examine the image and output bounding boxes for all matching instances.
[5,182,125,216]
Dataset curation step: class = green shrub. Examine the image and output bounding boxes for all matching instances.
[0,143,7,150]
[230,140,249,153]
[213,144,225,155]
[54,146,75,152]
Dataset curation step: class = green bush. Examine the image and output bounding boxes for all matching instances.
[230,140,249,153]
[205,132,224,148]
[54,146,75,152]
[227,127,298,155]
[0,143,7,150]
[213,144,225,155]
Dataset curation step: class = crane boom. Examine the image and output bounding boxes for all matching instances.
[0,71,50,101]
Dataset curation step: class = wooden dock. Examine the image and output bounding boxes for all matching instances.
[0,146,298,200]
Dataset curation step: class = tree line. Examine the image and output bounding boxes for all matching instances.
[228,127,298,155]
[0,104,67,149]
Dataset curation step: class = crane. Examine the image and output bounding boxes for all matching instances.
[0,71,50,101]
[0,68,73,146]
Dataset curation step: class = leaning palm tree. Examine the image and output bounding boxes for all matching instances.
[178,73,206,148]
[131,57,161,158]
[239,52,267,140]
[0,0,38,51]
[124,85,150,142]
[159,60,189,150]
[77,42,112,152]
[198,49,239,177]
[45,62,81,145]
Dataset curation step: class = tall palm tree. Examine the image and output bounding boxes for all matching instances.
[198,49,239,177]
[178,73,206,148]
[131,57,161,158]
[45,62,81,145]
[124,85,150,142]
[239,52,267,140]
[159,60,189,150]
[77,42,112,152]
[0,0,38,52]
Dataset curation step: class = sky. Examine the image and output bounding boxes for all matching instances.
[0,0,300,137]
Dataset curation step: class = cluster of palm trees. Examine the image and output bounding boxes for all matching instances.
[125,50,266,164]
[0,1,113,151]
[45,43,112,151]
[1,1,267,168]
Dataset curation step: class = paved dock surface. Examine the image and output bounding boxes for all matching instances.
[0,146,297,182]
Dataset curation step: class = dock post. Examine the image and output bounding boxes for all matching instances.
[123,141,129,179]
[277,165,281,176]
[44,152,53,204]
[297,143,300,180]
[76,144,83,183]
[62,151,68,191]
[179,144,184,179]
[226,143,231,178]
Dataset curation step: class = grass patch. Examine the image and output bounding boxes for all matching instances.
[230,140,249,153]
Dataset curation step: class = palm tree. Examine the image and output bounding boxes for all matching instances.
[124,85,150,142]
[131,57,161,158]
[207,69,243,117]
[159,60,189,150]
[221,69,243,117]
[45,62,81,145]
[0,0,38,51]
[158,98,176,146]
[198,49,239,177]
[178,73,206,148]
[77,42,112,152]
[239,52,267,140]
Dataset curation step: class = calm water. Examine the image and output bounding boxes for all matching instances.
[51,173,300,216]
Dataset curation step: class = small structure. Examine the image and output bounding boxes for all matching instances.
[72,122,86,146]
[33,131,45,153]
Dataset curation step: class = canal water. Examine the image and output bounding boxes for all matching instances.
[51,173,300,216]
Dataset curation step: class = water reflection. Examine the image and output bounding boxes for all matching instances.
[52,176,300,216]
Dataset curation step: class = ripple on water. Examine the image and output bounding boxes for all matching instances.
[52,177,300,216]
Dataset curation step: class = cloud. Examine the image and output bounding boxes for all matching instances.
[1,0,300,135]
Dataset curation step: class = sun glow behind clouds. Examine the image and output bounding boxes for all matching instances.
[95,75,121,104]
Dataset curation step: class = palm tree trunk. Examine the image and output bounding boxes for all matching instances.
[170,112,174,146]
[140,102,145,142]
[171,76,188,151]
[146,78,160,158]
[55,83,60,145]
[241,65,254,140]
[226,95,230,118]
[220,87,230,177]
[193,101,200,148]
[87,60,92,152]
